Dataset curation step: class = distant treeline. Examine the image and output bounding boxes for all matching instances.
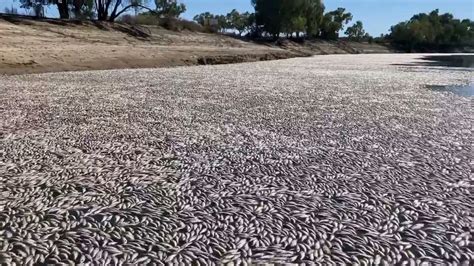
[388,9,474,52]
[192,1,473,51]
[193,0,367,41]
[3,1,473,51]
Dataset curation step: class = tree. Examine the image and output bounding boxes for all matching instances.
[280,0,306,38]
[72,0,94,19]
[304,0,324,38]
[17,0,185,21]
[98,0,149,21]
[193,12,213,26]
[252,0,284,37]
[154,0,185,18]
[4,5,20,15]
[320,8,353,40]
[289,16,306,38]
[102,0,186,22]
[226,9,242,35]
[194,10,255,35]
[193,12,227,32]
[18,0,56,18]
[252,0,324,38]
[225,9,253,36]
[18,0,94,19]
[345,21,365,41]
[246,12,257,35]
[216,14,228,32]
[388,9,474,51]
[251,0,327,39]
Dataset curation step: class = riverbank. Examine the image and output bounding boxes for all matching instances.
[0,15,392,75]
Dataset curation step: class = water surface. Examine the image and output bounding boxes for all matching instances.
[421,55,474,68]
[428,84,474,97]
[418,55,474,96]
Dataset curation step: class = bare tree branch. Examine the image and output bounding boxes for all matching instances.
[109,4,158,21]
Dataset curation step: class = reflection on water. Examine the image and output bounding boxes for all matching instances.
[428,84,474,97]
[421,55,474,68]
[402,55,474,97]
[394,54,474,69]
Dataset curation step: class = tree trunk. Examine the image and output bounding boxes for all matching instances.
[96,0,108,21]
[97,5,106,21]
[33,4,44,17]
[56,0,69,19]
[109,4,155,22]
[108,0,122,22]
[72,0,85,19]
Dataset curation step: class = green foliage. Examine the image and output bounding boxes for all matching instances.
[106,0,150,21]
[252,0,283,37]
[12,0,473,51]
[73,0,94,19]
[119,13,203,32]
[280,0,306,37]
[345,21,365,41]
[193,12,222,32]
[18,0,95,18]
[192,0,346,40]
[193,10,253,35]
[226,9,253,35]
[16,0,185,21]
[18,0,50,17]
[304,0,324,38]
[320,8,353,40]
[389,9,474,51]
[155,0,186,18]
[252,0,325,38]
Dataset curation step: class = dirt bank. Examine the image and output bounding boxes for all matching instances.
[0,15,392,75]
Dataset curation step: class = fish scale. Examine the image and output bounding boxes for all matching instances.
[1,54,473,264]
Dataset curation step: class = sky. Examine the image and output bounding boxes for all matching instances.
[1,0,473,36]
[180,0,474,36]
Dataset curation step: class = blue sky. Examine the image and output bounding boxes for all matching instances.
[180,0,474,36]
[2,0,473,35]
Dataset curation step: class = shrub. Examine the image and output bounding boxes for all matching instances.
[118,14,204,32]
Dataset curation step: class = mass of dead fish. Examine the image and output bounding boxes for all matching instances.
[0,54,473,264]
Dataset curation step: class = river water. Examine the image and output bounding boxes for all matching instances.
[422,54,474,97]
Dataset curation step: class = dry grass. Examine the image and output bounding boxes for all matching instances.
[0,15,289,75]
[0,15,391,75]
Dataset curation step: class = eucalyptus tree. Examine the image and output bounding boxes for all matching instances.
[345,21,365,41]
[389,9,474,51]
[320,8,353,40]
[252,0,325,38]
[225,9,253,36]
[304,0,324,38]
[251,0,284,37]
[155,0,185,17]
[18,0,67,18]
[18,0,94,19]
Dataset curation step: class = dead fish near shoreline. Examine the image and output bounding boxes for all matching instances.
[1,54,473,264]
